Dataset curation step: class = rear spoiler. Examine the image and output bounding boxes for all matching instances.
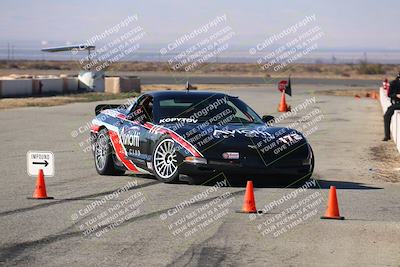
[95,104,124,115]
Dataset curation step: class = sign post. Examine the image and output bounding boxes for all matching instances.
[27,151,55,177]
[278,80,287,93]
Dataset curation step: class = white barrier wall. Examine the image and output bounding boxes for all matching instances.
[0,77,80,97]
[105,76,141,94]
[0,79,33,97]
[392,111,397,144]
[379,87,391,112]
[380,86,400,153]
[63,77,79,92]
[397,112,400,152]
[36,78,64,94]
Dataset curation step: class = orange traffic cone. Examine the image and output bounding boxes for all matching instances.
[321,186,344,220]
[28,169,54,199]
[237,181,257,213]
[278,91,290,112]
[371,91,378,100]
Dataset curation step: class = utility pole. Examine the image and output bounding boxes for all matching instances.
[7,42,10,61]
[11,45,15,60]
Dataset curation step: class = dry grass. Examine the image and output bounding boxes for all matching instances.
[369,144,400,183]
[0,60,398,80]
[0,92,138,110]
[0,96,84,109]
[315,88,379,97]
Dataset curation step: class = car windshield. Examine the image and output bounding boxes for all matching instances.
[154,94,263,124]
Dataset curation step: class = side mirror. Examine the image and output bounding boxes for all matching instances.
[262,115,275,124]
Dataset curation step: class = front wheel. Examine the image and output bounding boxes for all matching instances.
[152,137,180,183]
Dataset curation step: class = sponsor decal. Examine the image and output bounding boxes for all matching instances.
[127,149,141,157]
[222,152,240,159]
[121,126,140,147]
[159,118,198,124]
[122,132,140,147]
[213,129,235,138]
[213,128,275,139]
[278,133,303,144]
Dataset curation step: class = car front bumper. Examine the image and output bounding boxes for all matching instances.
[179,157,313,177]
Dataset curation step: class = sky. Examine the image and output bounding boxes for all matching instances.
[1,0,399,50]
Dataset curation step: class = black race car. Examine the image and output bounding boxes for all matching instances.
[90,91,314,183]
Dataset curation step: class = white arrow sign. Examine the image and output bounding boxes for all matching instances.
[27,151,55,177]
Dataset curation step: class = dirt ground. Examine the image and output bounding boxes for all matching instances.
[369,142,400,183]
[0,92,138,110]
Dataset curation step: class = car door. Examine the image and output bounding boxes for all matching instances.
[119,95,153,165]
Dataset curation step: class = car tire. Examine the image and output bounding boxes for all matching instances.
[152,136,180,183]
[93,128,126,176]
[304,145,315,180]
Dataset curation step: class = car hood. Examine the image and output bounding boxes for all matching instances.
[163,123,310,163]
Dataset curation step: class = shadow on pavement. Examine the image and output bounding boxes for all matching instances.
[197,176,383,190]
[132,174,383,190]
[315,179,383,190]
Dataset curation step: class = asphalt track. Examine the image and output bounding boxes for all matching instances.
[0,84,399,266]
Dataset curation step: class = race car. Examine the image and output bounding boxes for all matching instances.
[90,91,314,183]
